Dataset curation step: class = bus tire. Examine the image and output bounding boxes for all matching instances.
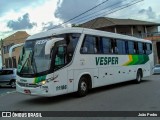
[135,69,142,84]
[77,77,88,97]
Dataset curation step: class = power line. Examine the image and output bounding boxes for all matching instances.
[72,0,130,24]
[49,0,143,29]
[89,0,144,28]
[49,0,110,30]
[74,0,144,25]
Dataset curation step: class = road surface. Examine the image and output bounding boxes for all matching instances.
[0,75,160,120]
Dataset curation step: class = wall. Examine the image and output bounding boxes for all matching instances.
[3,31,30,68]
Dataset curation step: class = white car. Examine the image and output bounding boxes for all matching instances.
[0,68,17,88]
[153,64,160,74]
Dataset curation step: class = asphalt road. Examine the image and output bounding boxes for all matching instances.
[0,86,16,96]
[0,75,160,120]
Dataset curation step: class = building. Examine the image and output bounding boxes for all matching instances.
[145,34,160,64]
[1,31,30,68]
[81,17,160,38]
[80,17,160,64]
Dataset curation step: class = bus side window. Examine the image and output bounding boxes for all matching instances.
[134,42,138,54]
[128,41,134,54]
[138,42,143,54]
[150,43,152,51]
[125,41,129,54]
[146,43,152,54]
[81,35,98,54]
[66,33,80,62]
[100,37,111,54]
[143,43,146,54]
[111,39,116,54]
[116,39,126,54]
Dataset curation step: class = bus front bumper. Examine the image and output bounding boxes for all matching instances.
[16,83,53,97]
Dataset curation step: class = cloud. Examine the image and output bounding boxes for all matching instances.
[138,6,156,19]
[42,21,71,31]
[7,13,37,30]
[42,22,58,30]
[55,0,126,24]
[0,0,45,16]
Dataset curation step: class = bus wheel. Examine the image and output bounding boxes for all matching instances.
[77,77,88,97]
[135,70,142,83]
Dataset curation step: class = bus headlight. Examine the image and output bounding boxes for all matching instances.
[38,80,46,85]
[41,80,46,85]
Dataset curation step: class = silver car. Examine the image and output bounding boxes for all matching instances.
[153,64,160,74]
[0,68,17,88]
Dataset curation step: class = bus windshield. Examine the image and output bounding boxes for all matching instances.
[18,39,51,75]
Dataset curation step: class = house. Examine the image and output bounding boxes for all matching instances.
[80,17,160,64]
[1,31,30,68]
[145,35,160,64]
[81,17,160,38]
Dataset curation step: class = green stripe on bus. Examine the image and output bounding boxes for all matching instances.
[124,55,149,66]
[34,75,46,83]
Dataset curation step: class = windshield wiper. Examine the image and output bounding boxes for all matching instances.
[31,51,37,73]
[19,57,29,74]
[19,51,34,74]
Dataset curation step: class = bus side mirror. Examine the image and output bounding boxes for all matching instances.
[9,43,24,57]
[45,38,64,55]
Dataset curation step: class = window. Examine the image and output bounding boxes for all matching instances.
[100,37,111,54]
[146,43,152,54]
[6,70,13,75]
[3,43,15,54]
[53,33,80,71]
[138,42,143,54]
[134,42,138,54]
[116,39,126,54]
[81,35,98,54]
[66,33,80,62]
[0,70,13,75]
[128,41,134,54]
[5,58,12,68]
[4,46,7,54]
[12,57,17,68]
[55,46,66,66]
[67,34,79,50]
[143,43,146,54]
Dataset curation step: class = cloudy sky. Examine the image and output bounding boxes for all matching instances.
[0,0,160,39]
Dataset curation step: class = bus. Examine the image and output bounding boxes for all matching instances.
[9,27,153,97]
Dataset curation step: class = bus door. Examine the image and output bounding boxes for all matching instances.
[52,45,68,95]
[67,70,74,93]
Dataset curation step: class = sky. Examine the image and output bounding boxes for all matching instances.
[0,0,160,39]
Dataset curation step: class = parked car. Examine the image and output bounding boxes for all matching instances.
[0,68,17,88]
[153,64,160,74]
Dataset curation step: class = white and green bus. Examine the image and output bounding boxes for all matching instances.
[10,27,153,97]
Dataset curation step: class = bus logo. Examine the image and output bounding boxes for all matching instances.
[96,57,118,65]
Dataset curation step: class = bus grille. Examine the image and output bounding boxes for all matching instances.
[17,82,39,88]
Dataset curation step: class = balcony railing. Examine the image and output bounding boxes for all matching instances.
[122,32,160,39]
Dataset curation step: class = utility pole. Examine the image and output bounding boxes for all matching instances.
[0,39,4,68]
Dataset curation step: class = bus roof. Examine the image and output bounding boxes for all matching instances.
[26,27,151,43]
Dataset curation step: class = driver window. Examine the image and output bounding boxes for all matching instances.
[53,42,68,71]
[55,46,66,66]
